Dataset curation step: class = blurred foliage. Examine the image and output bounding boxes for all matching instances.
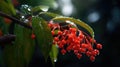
[18,0,55,7]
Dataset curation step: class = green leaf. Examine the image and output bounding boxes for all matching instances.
[32,5,49,13]
[39,12,61,18]
[49,44,58,67]
[52,17,94,39]
[18,0,55,7]
[0,0,16,15]
[3,24,35,67]
[32,17,53,61]
[38,12,61,21]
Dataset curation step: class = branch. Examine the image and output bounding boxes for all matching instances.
[0,34,16,44]
[0,11,32,29]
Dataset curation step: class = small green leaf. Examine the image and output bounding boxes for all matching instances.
[32,17,53,61]
[52,17,94,39]
[3,24,35,67]
[49,44,58,66]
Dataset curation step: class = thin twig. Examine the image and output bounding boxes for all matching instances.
[0,11,32,29]
[0,34,16,44]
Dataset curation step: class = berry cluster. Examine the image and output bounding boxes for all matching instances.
[48,21,102,62]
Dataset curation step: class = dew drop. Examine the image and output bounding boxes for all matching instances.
[20,4,32,15]
[54,59,57,62]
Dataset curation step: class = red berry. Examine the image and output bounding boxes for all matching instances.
[81,43,88,48]
[94,49,100,55]
[76,53,82,59]
[88,47,93,51]
[61,49,66,55]
[58,43,64,48]
[58,31,62,35]
[31,33,35,39]
[79,48,86,53]
[61,39,66,45]
[68,34,73,40]
[51,31,55,35]
[69,28,76,33]
[74,50,78,54]
[86,51,91,57]
[48,23,52,27]
[74,40,80,44]
[96,44,102,49]
[54,37,59,41]
[66,46,71,51]
[90,38,96,43]
[90,56,95,62]
[91,51,97,56]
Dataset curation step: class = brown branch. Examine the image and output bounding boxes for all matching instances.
[0,11,32,29]
[0,34,16,44]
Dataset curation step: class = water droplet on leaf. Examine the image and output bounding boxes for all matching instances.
[20,4,32,15]
[54,59,57,62]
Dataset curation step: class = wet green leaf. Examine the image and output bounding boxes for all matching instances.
[49,44,58,67]
[39,12,61,18]
[3,24,35,67]
[52,17,94,39]
[32,17,53,61]
[32,5,49,13]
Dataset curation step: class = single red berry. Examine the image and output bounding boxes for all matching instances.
[58,43,64,48]
[61,49,66,55]
[90,56,95,62]
[94,49,100,55]
[31,33,36,39]
[61,39,66,45]
[48,23,52,27]
[54,37,59,41]
[76,53,82,59]
[90,38,96,43]
[96,44,102,49]
[88,47,93,51]
[91,50,97,56]
[74,50,78,54]
[58,31,62,35]
[51,31,55,35]
[86,51,92,57]
[66,46,72,51]
[79,31,84,38]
